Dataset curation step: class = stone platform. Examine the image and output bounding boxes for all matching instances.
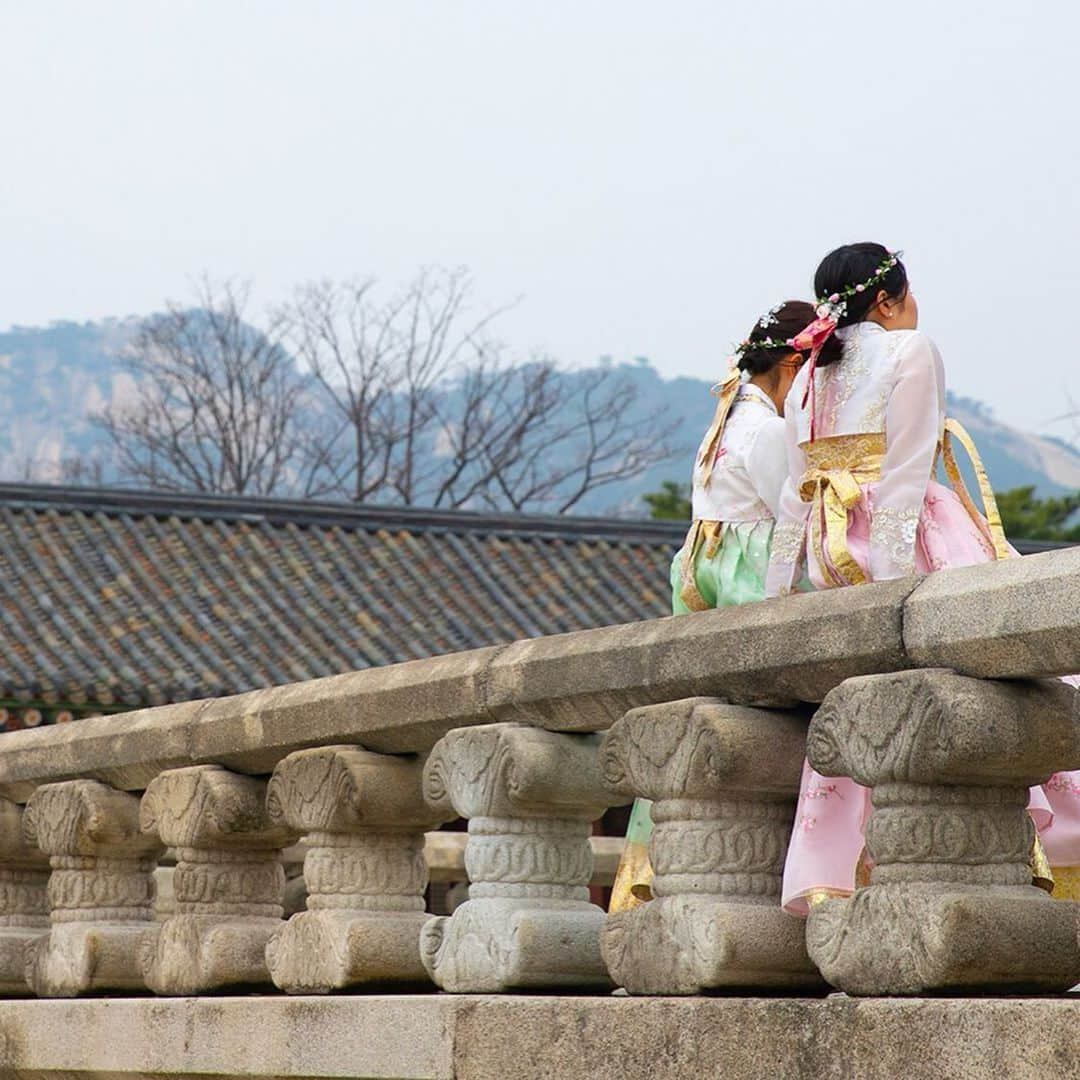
[1,994,1078,1079]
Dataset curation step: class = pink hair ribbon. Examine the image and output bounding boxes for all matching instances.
[788,314,838,443]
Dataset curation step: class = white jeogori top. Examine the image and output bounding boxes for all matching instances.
[766,321,947,592]
[691,381,787,523]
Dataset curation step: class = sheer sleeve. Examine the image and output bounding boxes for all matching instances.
[745,416,788,520]
[765,404,809,597]
[868,332,945,580]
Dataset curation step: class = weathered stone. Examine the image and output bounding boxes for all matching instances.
[0,995,458,1079]
[138,765,297,995]
[805,669,1080,995]
[420,724,614,991]
[0,994,1078,1078]
[452,995,1080,1080]
[482,578,917,727]
[264,745,451,993]
[0,799,49,995]
[153,865,176,919]
[904,545,1080,678]
[23,780,162,997]
[599,698,821,993]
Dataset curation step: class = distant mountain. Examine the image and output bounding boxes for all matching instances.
[0,319,1077,514]
[0,320,138,482]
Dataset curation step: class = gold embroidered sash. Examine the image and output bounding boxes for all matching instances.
[677,519,724,612]
[798,434,885,586]
[795,420,1011,585]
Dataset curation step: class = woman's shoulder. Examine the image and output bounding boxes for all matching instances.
[722,388,779,453]
[890,328,941,358]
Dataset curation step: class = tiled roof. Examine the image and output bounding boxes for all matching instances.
[0,485,682,715]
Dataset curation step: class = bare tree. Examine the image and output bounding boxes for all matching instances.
[94,279,339,497]
[281,268,679,512]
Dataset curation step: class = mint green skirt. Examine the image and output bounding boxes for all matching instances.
[670,520,774,614]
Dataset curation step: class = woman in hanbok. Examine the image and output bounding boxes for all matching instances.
[765,242,1080,913]
[609,300,816,912]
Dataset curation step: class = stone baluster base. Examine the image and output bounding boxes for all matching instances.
[804,669,1080,995]
[420,724,614,992]
[264,746,451,993]
[599,698,821,994]
[0,799,49,994]
[24,781,162,997]
[138,765,297,995]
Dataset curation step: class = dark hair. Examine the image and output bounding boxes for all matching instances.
[736,300,816,376]
[811,242,908,366]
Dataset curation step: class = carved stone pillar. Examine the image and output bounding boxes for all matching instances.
[24,780,162,997]
[420,723,614,992]
[138,765,297,995]
[0,799,49,994]
[598,697,821,993]
[805,669,1080,995]
[264,745,452,993]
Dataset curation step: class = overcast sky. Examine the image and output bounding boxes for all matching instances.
[1,1,1076,437]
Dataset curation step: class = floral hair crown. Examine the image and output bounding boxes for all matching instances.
[726,304,793,364]
[812,249,904,322]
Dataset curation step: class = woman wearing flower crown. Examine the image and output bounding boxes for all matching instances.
[609,300,814,913]
[766,242,1080,913]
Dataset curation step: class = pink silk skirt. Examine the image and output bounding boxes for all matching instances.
[783,480,1080,915]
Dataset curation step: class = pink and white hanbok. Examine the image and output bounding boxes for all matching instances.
[766,320,1080,914]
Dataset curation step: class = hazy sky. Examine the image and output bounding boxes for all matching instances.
[1,1,1077,437]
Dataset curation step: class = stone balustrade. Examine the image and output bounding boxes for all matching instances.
[420,724,613,992]
[805,670,1080,995]
[24,780,162,997]
[599,698,823,994]
[264,745,451,993]
[0,550,1072,1046]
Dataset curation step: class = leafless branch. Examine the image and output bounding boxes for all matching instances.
[92,278,330,496]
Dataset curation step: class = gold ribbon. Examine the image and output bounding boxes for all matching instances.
[676,519,724,612]
[1031,835,1055,894]
[694,368,742,490]
[939,418,1011,562]
[795,420,1009,585]
[608,839,654,913]
[798,434,886,587]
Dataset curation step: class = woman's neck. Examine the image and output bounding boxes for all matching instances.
[748,372,782,412]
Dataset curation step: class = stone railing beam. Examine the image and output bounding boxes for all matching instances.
[804,669,1080,995]
[904,549,1080,677]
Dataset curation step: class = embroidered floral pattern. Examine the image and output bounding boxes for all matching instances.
[870,504,921,575]
[1046,774,1080,798]
[918,498,950,571]
[822,332,871,434]
[771,520,806,567]
[803,782,844,801]
[860,386,889,431]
